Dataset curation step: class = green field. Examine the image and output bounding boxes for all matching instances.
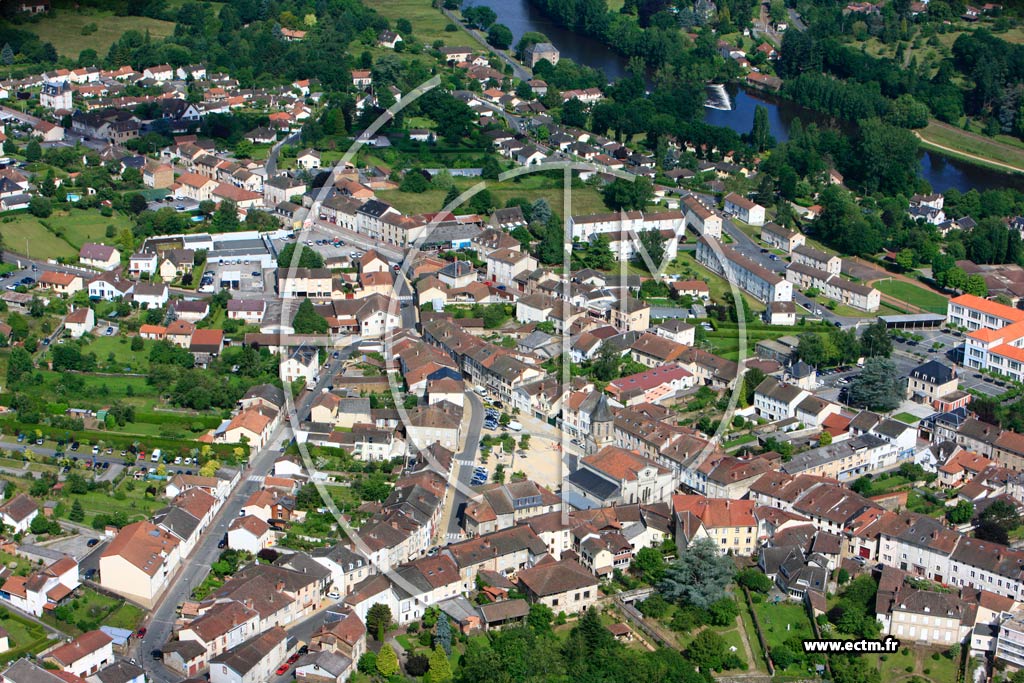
[667,252,765,314]
[918,120,1024,173]
[26,10,178,58]
[79,336,151,373]
[0,216,78,260]
[58,479,165,528]
[751,600,815,675]
[0,211,130,260]
[377,174,611,217]
[0,607,49,663]
[873,279,949,314]
[44,586,143,635]
[364,0,473,46]
[47,211,133,250]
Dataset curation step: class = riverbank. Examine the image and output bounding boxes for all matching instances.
[915,120,1024,176]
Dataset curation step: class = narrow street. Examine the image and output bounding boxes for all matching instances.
[135,347,348,683]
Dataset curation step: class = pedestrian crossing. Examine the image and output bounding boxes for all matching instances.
[455,459,475,467]
[247,474,265,483]
[443,532,462,542]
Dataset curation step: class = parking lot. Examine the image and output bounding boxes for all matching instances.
[146,196,198,213]
[198,261,268,296]
[812,327,1006,401]
[271,226,367,265]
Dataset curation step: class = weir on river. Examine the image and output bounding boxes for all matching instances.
[465,0,1024,191]
[704,84,733,111]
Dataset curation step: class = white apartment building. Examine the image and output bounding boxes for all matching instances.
[696,236,792,303]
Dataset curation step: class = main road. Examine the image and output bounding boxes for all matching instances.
[440,392,484,543]
[135,348,351,683]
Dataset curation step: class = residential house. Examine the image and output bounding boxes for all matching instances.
[44,630,113,678]
[64,307,95,338]
[99,520,181,607]
[516,559,599,614]
[79,243,121,270]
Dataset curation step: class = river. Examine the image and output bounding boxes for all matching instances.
[466,0,1024,193]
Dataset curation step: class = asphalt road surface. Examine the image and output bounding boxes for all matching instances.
[444,392,483,541]
[136,350,350,682]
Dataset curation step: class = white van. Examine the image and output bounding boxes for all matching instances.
[151,448,162,463]
[508,421,522,432]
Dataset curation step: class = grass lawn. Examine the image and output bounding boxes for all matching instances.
[893,411,920,424]
[48,210,133,250]
[751,600,814,675]
[878,646,917,681]
[922,650,959,682]
[0,216,79,260]
[739,602,768,673]
[703,322,799,362]
[0,550,35,577]
[0,607,49,661]
[918,119,1024,172]
[79,336,150,373]
[365,0,474,46]
[669,252,765,313]
[873,279,949,314]
[46,587,143,635]
[58,480,164,528]
[377,174,611,217]
[26,9,178,58]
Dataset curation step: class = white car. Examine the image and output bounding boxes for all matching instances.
[327,591,341,600]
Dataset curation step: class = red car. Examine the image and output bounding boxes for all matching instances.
[136,627,147,638]
[287,653,300,664]
[275,664,290,675]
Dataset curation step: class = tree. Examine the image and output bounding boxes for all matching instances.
[750,104,771,152]
[602,177,653,211]
[401,169,430,193]
[847,358,902,411]
[434,614,452,655]
[24,140,41,162]
[375,644,399,676]
[31,514,57,536]
[292,299,328,334]
[488,24,513,50]
[425,645,453,683]
[658,537,735,608]
[561,97,588,128]
[633,547,666,583]
[685,629,728,671]
[277,243,324,269]
[0,44,13,66]
[530,198,552,227]
[29,197,52,218]
[68,499,85,522]
[527,603,554,633]
[947,500,974,524]
[633,229,666,271]
[831,655,881,683]
[442,185,459,210]
[366,603,392,641]
[127,194,148,215]
[6,347,33,385]
[859,320,892,358]
[736,567,773,593]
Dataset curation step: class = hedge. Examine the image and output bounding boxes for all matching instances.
[0,608,50,665]
[0,418,246,460]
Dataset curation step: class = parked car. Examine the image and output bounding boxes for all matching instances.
[136,627,147,638]
[151,650,163,661]
[276,664,290,675]
[87,538,99,548]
